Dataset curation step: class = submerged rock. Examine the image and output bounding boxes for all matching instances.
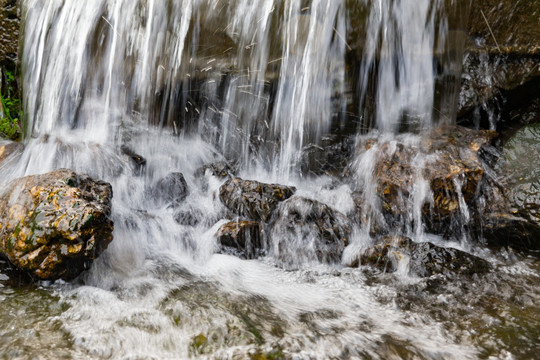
[0,140,23,165]
[152,172,189,206]
[121,145,146,175]
[219,178,296,222]
[352,236,491,277]
[270,197,352,267]
[0,169,114,280]
[194,161,236,180]
[215,220,264,259]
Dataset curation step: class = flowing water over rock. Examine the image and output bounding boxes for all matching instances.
[1,0,539,359]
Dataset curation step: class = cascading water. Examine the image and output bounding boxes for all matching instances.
[1,0,538,359]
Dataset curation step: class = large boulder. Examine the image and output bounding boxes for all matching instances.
[219,178,296,222]
[269,197,352,267]
[353,125,497,237]
[0,169,114,280]
[351,235,491,277]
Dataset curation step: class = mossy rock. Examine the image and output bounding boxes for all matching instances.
[0,169,114,280]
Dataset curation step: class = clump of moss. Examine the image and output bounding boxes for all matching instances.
[0,68,21,140]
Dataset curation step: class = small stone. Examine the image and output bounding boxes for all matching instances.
[216,220,264,259]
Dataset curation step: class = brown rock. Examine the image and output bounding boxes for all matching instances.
[216,220,264,259]
[219,178,296,222]
[357,125,497,235]
[0,169,114,280]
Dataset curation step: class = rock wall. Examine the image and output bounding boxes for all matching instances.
[460,0,540,128]
[468,0,539,54]
[0,0,20,67]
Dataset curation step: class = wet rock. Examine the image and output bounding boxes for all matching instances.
[468,0,539,56]
[0,169,114,280]
[215,220,264,259]
[121,145,146,175]
[300,135,355,177]
[409,242,491,277]
[458,52,540,128]
[358,125,497,236]
[174,209,201,226]
[473,123,540,251]
[352,236,491,277]
[0,140,22,165]
[152,172,189,206]
[499,123,540,226]
[479,211,540,251]
[194,161,237,192]
[194,161,236,180]
[459,0,540,129]
[219,178,296,222]
[270,197,352,266]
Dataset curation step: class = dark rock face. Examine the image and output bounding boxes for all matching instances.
[152,172,189,206]
[219,178,296,222]
[459,0,540,129]
[0,169,114,280]
[479,212,540,251]
[270,197,352,267]
[121,145,146,175]
[0,0,20,66]
[0,140,23,164]
[468,0,539,55]
[353,236,491,277]
[216,220,264,259]
[473,123,540,251]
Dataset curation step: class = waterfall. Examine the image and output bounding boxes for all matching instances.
[21,0,464,177]
[0,1,502,359]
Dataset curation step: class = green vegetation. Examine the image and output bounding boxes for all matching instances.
[0,69,21,140]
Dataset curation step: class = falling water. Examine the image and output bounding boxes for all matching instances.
[2,0,537,359]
